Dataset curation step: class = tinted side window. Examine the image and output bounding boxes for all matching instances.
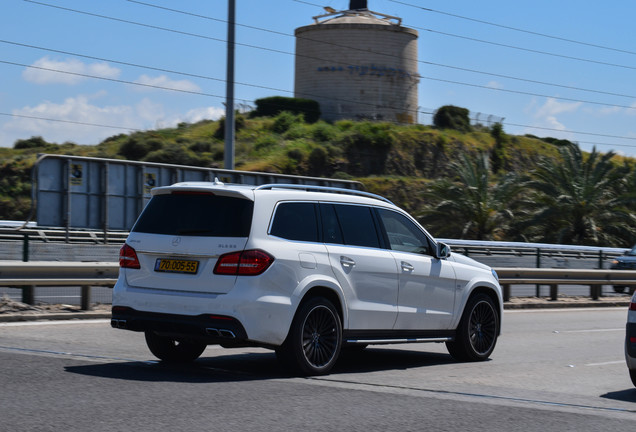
[132,193,253,237]
[320,204,344,244]
[377,208,432,255]
[270,202,318,242]
[333,204,380,248]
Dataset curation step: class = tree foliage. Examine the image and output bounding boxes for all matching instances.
[519,144,636,246]
[250,96,321,123]
[420,152,523,240]
[433,105,471,132]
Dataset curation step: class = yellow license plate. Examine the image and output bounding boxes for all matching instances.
[154,258,199,274]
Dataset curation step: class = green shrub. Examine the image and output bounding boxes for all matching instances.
[189,141,212,153]
[118,138,150,160]
[308,147,328,176]
[143,145,199,166]
[251,96,321,123]
[213,114,246,140]
[271,111,304,134]
[254,135,278,151]
[433,105,471,132]
[14,136,48,149]
[311,122,337,142]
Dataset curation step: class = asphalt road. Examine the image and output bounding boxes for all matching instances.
[0,308,635,431]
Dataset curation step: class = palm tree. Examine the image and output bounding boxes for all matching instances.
[520,144,636,246]
[420,152,524,240]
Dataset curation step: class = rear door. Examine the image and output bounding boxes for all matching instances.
[122,188,254,295]
[321,203,398,330]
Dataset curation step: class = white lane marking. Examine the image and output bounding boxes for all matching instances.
[0,344,156,364]
[505,307,627,313]
[553,328,623,333]
[0,319,110,327]
[585,360,625,366]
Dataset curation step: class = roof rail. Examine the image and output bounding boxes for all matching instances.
[255,184,394,205]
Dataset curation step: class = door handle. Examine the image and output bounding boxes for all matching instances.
[340,256,356,268]
[401,261,414,272]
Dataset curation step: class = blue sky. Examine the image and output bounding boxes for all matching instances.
[2,0,636,156]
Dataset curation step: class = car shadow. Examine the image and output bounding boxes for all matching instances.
[600,388,636,403]
[64,347,456,383]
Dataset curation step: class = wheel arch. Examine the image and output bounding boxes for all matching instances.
[299,286,345,326]
[466,286,502,335]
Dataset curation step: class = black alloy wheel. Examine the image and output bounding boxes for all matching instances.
[277,296,342,376]
[446,293,499,362]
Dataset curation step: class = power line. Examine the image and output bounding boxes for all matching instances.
[126,1,636,99]
[420,27,636,72]
[0,59,226,98]
[25,0,636,104]
[12,1,636,148]
[6,39,636,118]
[418,75,636,112]
[387,0,636,57]
[0,112,142,132]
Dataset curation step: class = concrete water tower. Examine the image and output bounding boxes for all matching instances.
[294,0,419,123]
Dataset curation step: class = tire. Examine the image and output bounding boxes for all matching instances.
[613,286,626,294]
[446,293,499,362]
[144,331,207,363]
[276,297,342,376]
[630,369,636,388]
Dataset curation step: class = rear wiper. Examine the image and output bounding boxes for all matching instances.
[176,229,214,235]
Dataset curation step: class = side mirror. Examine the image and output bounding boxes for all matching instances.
[436,242,451,259]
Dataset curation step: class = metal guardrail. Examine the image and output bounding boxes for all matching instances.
[0,262,118,310]
[0,227,128,244]
[1,263,634,310]
[494,268,636,301]
[442,239,628,263]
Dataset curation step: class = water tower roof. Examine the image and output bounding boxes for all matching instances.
[311,9,402,26]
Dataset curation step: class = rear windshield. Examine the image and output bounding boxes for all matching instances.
[132,193,253,237]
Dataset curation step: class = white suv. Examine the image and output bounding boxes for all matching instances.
[112,181,502,375]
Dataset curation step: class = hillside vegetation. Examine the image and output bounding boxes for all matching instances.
[2,107,636,247]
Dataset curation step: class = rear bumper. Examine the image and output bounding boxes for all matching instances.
[111,306,250,346]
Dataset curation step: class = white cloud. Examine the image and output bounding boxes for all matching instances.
[22,57,120,85]
[134,74,201,93]
[182,106,226,123]
[542,115,566,131]
[598,106,622,115]
[0,94,226,147]
[151,106,225,130]
[486,81,503,89]
[519,97,582,139]
[534,97,582,118]
[1,95,138,145]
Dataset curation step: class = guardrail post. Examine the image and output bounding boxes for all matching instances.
[550,284,558,301]
[590,285,600,300]
[22,286,35,305]
[598,250,604,269]
[80,285,91,311]
[502,284,510,302]
[22,233,29,262]
[535,248,542,297]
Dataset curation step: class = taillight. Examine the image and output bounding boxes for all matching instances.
[119,244,140,269]
[630,302,636,311]
[214,250,274,276]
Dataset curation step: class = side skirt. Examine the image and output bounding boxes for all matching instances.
[343,329,455,345]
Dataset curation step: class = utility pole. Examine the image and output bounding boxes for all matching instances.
[224,0,235,170]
